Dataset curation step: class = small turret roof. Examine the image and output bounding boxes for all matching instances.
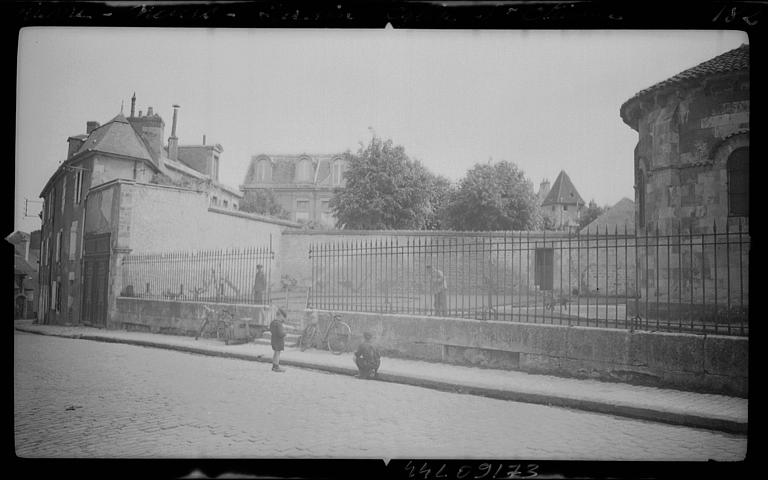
[541,170,584,206]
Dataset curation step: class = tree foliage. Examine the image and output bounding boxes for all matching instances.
[578,199,608,230]
[239,189,290,219]
[329,136,439,230]
[444,161,541,231]
[423,174,454,230]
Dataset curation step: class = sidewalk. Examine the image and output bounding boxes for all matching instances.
[14,320,747,435]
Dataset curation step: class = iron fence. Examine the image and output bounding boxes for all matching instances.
[121,244,274,305]
[309,221,749,336]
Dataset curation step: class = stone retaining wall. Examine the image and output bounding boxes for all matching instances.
[114,297,273,337]
[311,310,748,397]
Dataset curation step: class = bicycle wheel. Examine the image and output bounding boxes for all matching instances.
[299,324,318,351]
[326,321,351,355]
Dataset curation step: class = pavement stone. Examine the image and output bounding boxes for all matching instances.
[14,319,747,434]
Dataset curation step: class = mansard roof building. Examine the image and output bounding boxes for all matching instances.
[242,153,348,227]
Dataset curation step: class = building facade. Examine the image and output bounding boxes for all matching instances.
[241,154,348,227]
[619,44,750,319]
[37,96,243,325]
[8,230,40,319]
[538,170,586,231]
[620,44,749,235]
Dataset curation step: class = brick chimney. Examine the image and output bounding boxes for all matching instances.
[86,121,100,134]
[168,104,180,161]
[128,102,165,162]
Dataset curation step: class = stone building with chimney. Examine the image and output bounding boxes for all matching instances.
[537,170,585,231]
[241,154,348,227]
[37,95,250,326]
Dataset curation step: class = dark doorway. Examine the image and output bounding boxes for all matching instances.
[535,248,554,291]
[82,233,110,327]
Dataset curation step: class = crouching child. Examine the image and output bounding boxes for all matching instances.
[354,331,381,379]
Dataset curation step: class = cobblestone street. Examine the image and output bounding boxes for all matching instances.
[14,331,746,460]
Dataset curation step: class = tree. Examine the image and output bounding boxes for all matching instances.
[239,189,290,219]
[578,199,607,230]
[423,174,454,230]
[329,136,437,230]
[444,160,541,231]
[541,214,557,231]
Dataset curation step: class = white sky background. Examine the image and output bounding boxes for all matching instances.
[15,28,747,233]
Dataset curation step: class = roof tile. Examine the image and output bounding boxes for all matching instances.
[621,44,749,125]
[541,170,585,206]
[76,114,153,162]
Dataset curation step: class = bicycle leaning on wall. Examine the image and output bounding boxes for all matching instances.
[194,305,236,345]
[298,313,351,355]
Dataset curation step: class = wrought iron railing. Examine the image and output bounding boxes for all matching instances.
[121,245,274,305]
[308,222,749,336]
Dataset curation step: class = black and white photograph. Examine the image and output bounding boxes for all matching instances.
[12,2,750,471]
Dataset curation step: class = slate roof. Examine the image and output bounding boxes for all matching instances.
[74,113,154,162]
[244,154,343,186]
[160,156,243,197]
[41,112,162,196]
[579,197,635,234]
[5,231,30,245]
[541,170,585,206]
[621,44,750,127]
[162,156,208,180]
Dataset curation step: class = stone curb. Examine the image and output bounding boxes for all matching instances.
[16,326,746,435]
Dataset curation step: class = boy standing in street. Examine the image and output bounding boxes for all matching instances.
[354,331,381,379]
[270,308,287,372]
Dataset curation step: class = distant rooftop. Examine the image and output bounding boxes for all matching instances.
[541,171,585,207]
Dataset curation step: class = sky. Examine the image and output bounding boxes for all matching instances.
[15,28,747,233]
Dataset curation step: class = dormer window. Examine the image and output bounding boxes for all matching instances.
[297,158,313,182]
[255,159,271,182]
[332,159,344,185]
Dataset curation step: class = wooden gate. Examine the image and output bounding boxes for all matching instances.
[82,233,111,326]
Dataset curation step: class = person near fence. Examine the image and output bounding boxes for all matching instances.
[270,307,288,372]
[253,264,266,304]
[354,331,381,379]
[426,265,448,316]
